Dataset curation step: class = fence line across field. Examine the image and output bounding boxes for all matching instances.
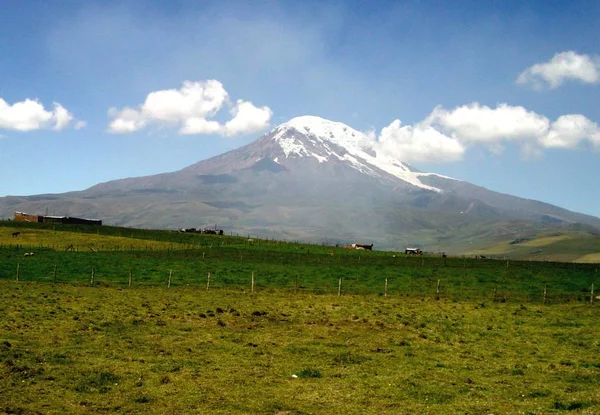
[3,261,597,305]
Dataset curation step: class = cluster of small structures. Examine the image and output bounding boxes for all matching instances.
[14,211,102,226]
[178,227,224,235]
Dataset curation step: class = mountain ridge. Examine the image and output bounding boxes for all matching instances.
[1,115,599,251]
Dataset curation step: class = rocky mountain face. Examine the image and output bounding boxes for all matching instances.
[2,116,599,251]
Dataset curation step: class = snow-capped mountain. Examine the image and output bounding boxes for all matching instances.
[269,116,445,192]
[1,115,599,251]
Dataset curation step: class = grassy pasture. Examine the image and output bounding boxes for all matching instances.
[1,221,600,413]
[1,283,599,414]
[0,221,599,302]
[469,232,600,263]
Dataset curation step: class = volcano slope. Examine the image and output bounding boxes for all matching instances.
[1,116,599,252]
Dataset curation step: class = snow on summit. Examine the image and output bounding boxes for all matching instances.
[270,115,446,192]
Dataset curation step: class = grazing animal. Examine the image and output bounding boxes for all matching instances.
[23,252,34,257]
[405,248,422,255]
[12,232,20,238]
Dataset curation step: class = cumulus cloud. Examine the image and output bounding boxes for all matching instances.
[542,115,600,149]
[0,98,82,132]
[427,103,549,143]
[108,80,272,136]
[376,103,600,163]
[376,119,465,163]
[516,51,600,89]
[221,100,273,137]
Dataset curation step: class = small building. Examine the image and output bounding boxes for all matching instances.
[14,211,102,226]
[14,211,39,222]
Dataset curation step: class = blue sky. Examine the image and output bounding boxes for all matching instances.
[1,0,600,217]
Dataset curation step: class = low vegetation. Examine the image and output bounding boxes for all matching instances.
[0,221,599,413]
[1,283,599,414]
[468,231,600,263]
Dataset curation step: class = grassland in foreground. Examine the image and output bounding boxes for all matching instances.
[1,282,599,414]
[1,221,600,413]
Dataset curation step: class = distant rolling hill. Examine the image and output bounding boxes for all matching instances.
[465,230,600,262]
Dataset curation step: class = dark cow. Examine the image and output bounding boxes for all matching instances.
[356,244,373,251]
[12,232,20,238]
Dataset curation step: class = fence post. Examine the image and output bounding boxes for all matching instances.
[90,267,95,287]
[206,272,210,291]
[384,278,388,298]
[591,283,595,305]
[251,272,255,293]
[338,277,342,296]
[16,262,20,281]
[543,284,547,305]
[168,270,172,288]
[436,279,440,301]
[129,270,133,288]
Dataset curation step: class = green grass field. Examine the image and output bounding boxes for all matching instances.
[1,221,599,413]
[1,283,599,414]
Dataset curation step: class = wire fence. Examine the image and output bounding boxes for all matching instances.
[2,248,597,306]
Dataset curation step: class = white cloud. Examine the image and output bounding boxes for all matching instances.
[376,119,465,163]
[52,103,74,131]
[108,80,272,136]
[0,98,82,132]
[377,103,600,163]
[517,51,600,89]
[428,103,549,143]
[179,118,222,135]
[221,100,272,137]
[542,114,600,149]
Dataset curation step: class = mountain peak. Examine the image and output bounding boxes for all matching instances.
[264,116,444,192]
[277,115,368,147]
